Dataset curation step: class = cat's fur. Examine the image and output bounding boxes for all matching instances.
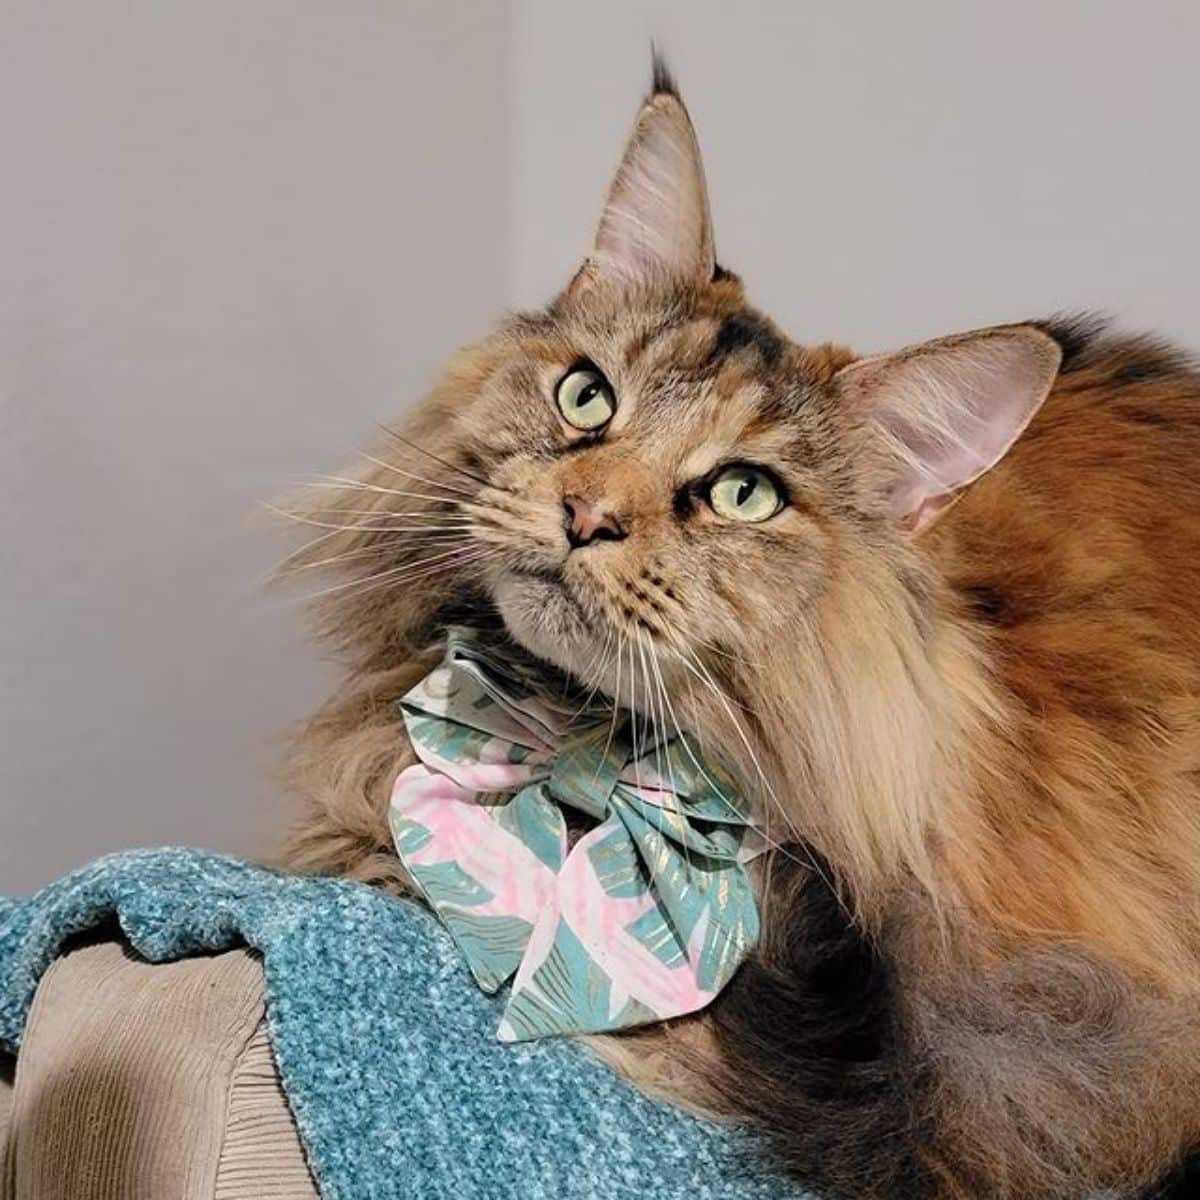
[279,63,1200,1200]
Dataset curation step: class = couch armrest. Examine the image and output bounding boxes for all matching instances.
[2,939,318,1199]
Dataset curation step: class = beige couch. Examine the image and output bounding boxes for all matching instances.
[1,939,318,1199]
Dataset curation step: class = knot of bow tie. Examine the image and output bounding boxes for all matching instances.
[389,627,763,1042]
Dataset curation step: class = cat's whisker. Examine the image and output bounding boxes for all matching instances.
[661,661,706,890]
[593,630,626,790]
[642,628,706,889]
[645,624,812,873]
[279,535,473,576]
[635,627,687,885]
[274,524,348,571]
[375,424,505,492]
[670,643,783,825]
[639,629,688,851]
[352,459,479,500]
[594,630,619,714]
[665,635,851,919]
[634,581,759,669]
[627,632,676,897]
[657,633,756,717]
[468,514,528,538]
[468,525,516,550]
[566,626,614,721]
[264,503,475,536]
[683,630,765,672]
[303,482,472,508]
[635,628,661,769]
[627,636,643,778]
[666,647,790,866]
[273,520,468,576]
[302,546,499,602]
[305,506,473,522]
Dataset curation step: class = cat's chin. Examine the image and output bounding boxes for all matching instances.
[489,567,604,681]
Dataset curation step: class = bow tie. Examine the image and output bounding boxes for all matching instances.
[389,628,762,1042]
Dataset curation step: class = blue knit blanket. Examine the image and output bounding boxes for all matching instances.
[0,849,807,1200]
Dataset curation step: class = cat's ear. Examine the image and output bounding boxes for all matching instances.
[569,64,715,297]
[836,325,1062,533]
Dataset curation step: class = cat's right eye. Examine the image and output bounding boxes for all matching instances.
[556,366,616,431]
[708,465,783,523]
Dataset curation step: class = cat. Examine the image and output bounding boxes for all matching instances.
[278,59,1200,1200]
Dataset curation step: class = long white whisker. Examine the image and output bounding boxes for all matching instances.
[354,459,478,499]
[375,425,499,491]
[669,645,783,829]
[275,525,345,569]
[303,546,500,602]
[641,631,686,872]
[566,627,614,721]
[643,629,689,892]
[627,636,643,780]
[635,629,660,766]
[636,628,669,804]
[641,630,696,892]
[642,630,682,812]
[595,630,626,785]
[629,631,677,897]
[264,503,475,535]
[357,456,480,499]
[685,629,766,671]
[303,506,473,521]
[303,483,470,508]
[648,628,811,870]
[280,535,472,576]
[274,520,463,576]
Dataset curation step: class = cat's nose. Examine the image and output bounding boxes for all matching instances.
[562,494,626,549]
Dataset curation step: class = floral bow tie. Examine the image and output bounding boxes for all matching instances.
[389,628,762,1042]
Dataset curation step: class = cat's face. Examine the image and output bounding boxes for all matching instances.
[455,284,850,706]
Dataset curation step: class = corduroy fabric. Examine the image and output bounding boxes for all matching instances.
[2,939,271,1199]
[215,1019,320,1200]
[0,850,808,1200]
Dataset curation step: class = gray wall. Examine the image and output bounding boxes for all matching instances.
[0,1,511,892]
[4,1,1198,891]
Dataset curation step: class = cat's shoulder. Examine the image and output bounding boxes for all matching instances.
[1037,313,1200,408]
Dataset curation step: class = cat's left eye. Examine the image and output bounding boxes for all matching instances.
[556,366,616,431]
[708,465,783,523]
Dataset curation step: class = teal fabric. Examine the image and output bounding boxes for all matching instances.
[0,849,809,1200]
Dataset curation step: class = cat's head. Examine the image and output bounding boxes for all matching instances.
[290,64,1061,895]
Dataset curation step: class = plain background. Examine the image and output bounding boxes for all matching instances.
[3,1,1198,892]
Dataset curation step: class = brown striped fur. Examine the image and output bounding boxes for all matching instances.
[277,67,1200,1199]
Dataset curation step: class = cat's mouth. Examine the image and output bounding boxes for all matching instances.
[502,564,592,624]
[488,562,603,680]
[509,563,573,593]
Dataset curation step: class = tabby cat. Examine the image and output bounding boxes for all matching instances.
[280,62,1200,1200]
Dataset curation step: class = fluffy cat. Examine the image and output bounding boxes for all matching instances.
[279,61,1200,1200]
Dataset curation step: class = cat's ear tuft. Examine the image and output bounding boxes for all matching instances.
[570,61,715,297]
[836,326,1063,533]
[649,46,682,100]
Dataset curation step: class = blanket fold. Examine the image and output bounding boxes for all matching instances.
[0,849,806,1200]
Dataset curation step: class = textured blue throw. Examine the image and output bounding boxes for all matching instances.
[0,849,808,1200]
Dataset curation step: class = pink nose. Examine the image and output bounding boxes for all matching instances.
[562,494,626,549]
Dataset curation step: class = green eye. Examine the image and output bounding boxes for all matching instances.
[708,465,783,523]
[556,366,616,431]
